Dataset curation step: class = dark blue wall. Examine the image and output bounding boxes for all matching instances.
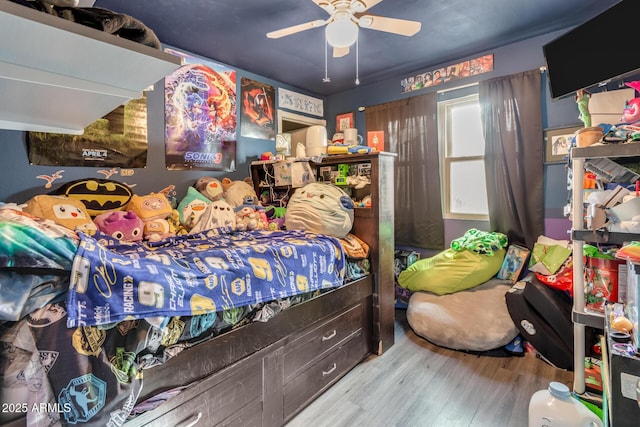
[324,30,580,244]
[0,32,590,246]
[0,46,325,204]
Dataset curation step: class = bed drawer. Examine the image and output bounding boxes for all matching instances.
[283,302,365,381]
[283,329,368,419]
[130,354,264,427]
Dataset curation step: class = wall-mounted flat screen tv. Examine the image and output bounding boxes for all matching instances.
[543,0,639,99]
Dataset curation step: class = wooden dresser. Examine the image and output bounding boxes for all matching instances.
[126,290,373,426]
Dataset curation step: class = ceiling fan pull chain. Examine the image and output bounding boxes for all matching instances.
[355,38,360,85]
[323,36,331,83]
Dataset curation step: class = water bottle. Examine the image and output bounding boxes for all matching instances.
[528,382,603,427]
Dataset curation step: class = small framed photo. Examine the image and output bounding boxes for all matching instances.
[336,112,355,131]
[545,125,582,163]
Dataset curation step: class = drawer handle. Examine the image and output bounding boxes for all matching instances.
[178,412,202,427]
[322,363,337,376]
[322,329,337,341]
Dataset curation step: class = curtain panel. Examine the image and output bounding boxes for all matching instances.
[479,69,544,248]
[365,93,444,249]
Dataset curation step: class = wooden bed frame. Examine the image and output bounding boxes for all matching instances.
[124,153,396,426]
[3,157,394,427]
[1,4,396,424]
[126,276,374,426]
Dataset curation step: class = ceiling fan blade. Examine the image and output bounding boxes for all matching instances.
[358,14,421,36]
[333,46,350,58]
[266,19,327,39]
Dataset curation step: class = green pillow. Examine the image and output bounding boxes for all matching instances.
[398,248,506,295]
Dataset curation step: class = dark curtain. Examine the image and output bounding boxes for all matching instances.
[366,93,444,249]
[479,69,544,248]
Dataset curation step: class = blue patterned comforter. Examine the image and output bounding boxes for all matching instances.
[67,228,345,327]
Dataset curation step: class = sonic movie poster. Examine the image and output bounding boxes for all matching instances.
[240,77,276,140]
[164,48,237,171]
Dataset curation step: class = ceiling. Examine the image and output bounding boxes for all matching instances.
[93,0,621,97]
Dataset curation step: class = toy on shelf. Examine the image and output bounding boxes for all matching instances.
[576,89,592,127]
[327,143,373,155]
[622,81,640,125]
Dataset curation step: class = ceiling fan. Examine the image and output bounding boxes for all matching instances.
[266,0,422,58]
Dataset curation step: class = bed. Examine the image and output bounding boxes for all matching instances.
[0,151,395,427]
[0,215,369,426]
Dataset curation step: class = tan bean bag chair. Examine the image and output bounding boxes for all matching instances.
[406,278,518,352]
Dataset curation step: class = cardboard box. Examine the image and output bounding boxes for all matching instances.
[367,131,384,151]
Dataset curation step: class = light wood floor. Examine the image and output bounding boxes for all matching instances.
[286,309,574,427]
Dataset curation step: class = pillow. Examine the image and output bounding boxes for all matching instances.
[23,194,96,232]
[195,176,224,201]
[126,193,172,222]
[51,178,133,217]
[398,248,505,295]
[285,183,354,238]
[190,199,236,234]
[406,279,518,351]
[177,186,211,227]
[221,178,259,208]
[93,210,144,242]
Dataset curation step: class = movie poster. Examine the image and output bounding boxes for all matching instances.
[164,48,237,171]
[240,77,275,140]
[28,95,148,167]
[400,54,494,93]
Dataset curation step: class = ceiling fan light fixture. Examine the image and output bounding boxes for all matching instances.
[325,15,358,48]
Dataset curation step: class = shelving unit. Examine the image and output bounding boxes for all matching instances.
[0,1,183,134]
[249,152,397,353]
[571,141,640,394]
[604,302,640,427]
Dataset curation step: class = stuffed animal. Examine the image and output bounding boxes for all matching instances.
[575,89,592,127]
[285,183,354,238]
[177,186,211,229]
[51,178,133,218]
[265,205,286,230]
[234,204,268,231]
[94,210,144,242]
[622,81,640,124]
[190,199,236,233]
[195,176,225,202]
[143,218,175,242]
[126,193,173,222]
[221,177,260,208]
[23,194,97,233]
[167,209,188,236]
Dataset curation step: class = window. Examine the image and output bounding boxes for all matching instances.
[438,93,489,220]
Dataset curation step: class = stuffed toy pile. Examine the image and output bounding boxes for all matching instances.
[15,172,366,245]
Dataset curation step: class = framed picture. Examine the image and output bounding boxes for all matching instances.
[336,112,355,131]
[545,125,582,163]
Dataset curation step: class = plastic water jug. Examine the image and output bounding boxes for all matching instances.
[528,382,603,427]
